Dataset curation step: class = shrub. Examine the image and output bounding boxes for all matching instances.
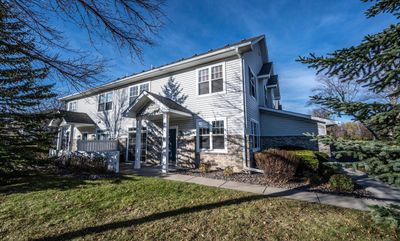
[369,204,400,231]
[255,149,300,183]
[199,162,212,174]
[329,174,354,192]
[291,150,320,172]
[223,166,234,177]
[320,163,342,180]
[315,151,329,162]
[55,152,108,173]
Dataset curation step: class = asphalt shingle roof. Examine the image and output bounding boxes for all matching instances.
[60,110,96,125]
[258,62,272,77]
[146,92,192,115]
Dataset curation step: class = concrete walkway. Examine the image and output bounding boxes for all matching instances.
[120,164,393,211]
[161,174,385,211]
[344,168,400,205]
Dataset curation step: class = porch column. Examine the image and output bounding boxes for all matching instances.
[161,113,170,173]
[68,124,74,151]
[134,117,142,169]
[56,128,62,150]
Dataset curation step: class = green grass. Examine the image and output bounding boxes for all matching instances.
[0,174,398,241]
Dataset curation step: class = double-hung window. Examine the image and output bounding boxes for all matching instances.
[250,120,260,150]
[98,92,113,111]
[197,118,226,152]
[249,67,257,99]
[67,101,77,111]
[129,82,149,104]
[198,63,224,95]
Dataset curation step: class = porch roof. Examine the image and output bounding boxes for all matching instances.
[49,110,96,127]
[123,91,193,118]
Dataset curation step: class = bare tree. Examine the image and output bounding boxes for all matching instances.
[4,0,165,92]
[97,89,129,139]
[310,108,332,119]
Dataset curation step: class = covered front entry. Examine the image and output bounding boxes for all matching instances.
[123,91,193,173]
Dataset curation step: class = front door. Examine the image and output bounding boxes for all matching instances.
[168,128,177,166]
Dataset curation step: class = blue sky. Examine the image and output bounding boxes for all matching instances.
[60,0,395,115]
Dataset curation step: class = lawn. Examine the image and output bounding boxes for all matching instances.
[0,174,397,241]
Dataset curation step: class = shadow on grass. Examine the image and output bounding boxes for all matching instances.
[0,174,139,195]
[31,194,271,241]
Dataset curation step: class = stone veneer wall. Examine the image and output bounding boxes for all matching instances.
[260,136,319,151]
[197,135,244,171]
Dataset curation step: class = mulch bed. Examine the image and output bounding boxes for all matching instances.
[176,169,373,199]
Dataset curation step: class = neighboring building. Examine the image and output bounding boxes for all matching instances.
[50,35,330,172]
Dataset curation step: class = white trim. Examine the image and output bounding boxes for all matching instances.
[248,66,257,102]
[67,101,77,111]
[260,107,323,123]
[128,81,150,104]
[196,117,228,154]
[196,62,226,97]
[97,91,113,112]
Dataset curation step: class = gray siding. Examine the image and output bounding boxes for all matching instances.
[242,42,264,134]
[260,112,319,136]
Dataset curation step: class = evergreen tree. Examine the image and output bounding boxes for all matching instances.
[298,0,400,186]
[161,76,188,105]
[0,4,56,174]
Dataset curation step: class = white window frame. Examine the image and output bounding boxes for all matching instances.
[129,82,150,104]
[67,101,77,111]
[98,91,113,112]
[196,117,227,153]
[249,67,257,100]
[196,62,226,97]
[250,119,260,151]
[96,129,110,140]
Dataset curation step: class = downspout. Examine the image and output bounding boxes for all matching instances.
[236,47,249,170]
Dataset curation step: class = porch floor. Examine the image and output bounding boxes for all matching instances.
[120,162,179,177]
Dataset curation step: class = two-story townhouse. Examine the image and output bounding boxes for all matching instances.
[50,35,331,173]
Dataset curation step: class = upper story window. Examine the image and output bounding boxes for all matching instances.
[98,92,113,111]
[67,101,77,111]
[197,118,226,152]
[129,82,149,104]
[249,67,257,99]
[197,63,224,95]
[250,120,260,150]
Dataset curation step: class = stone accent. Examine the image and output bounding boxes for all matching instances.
[199,135,244,171]
[260,136,319,151]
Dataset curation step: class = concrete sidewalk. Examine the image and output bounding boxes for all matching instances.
[162,174,385,211]
[344,168,400,205]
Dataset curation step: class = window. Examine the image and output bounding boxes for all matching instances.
[250,120,260,150]
[96,130,110,140]
[198,64,224,95]
[98,92,113,111]
[249,67,256,98]
[197,118,226,152]
[67,101,77,111]
[129,82,149,103]
[264,85,268,106]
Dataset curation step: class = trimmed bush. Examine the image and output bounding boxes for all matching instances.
[255,149,300,183]
[329,174,354,192]
[291,150,320,172]
[199,162,212,174]
[223,166,234,177]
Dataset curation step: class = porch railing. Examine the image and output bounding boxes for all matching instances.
[77,140,118,152]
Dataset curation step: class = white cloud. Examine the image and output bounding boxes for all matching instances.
[278,66,318,114]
